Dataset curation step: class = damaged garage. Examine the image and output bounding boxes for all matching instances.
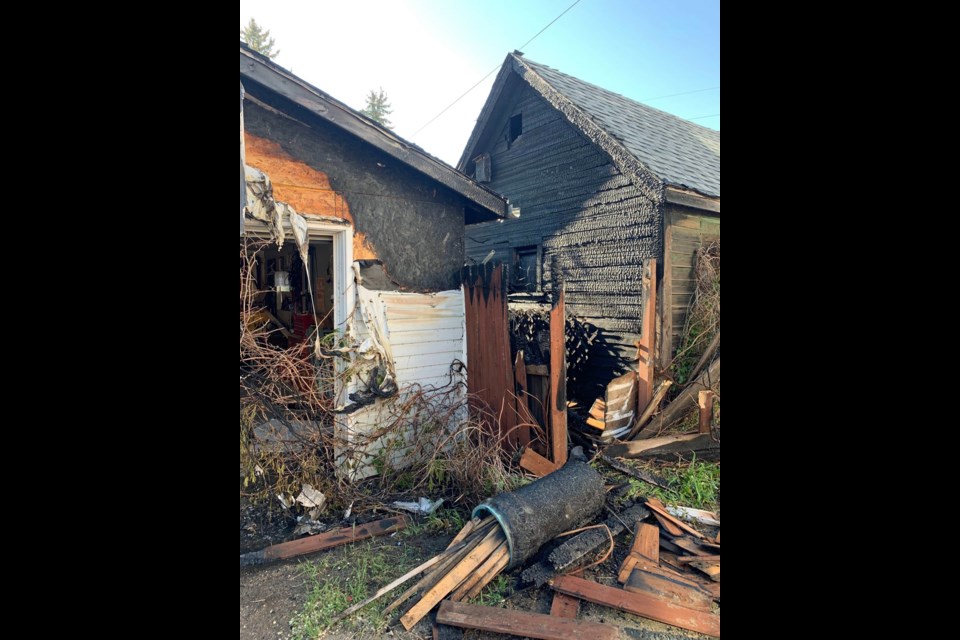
[239,43,508,481]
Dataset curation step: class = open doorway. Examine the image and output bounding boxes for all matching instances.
[247,237,336,349]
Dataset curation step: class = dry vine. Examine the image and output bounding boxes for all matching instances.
[239,239,515,518]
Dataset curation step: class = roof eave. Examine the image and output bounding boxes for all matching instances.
[240,44,507,219]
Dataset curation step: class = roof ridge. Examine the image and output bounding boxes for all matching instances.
[516,54,719,138]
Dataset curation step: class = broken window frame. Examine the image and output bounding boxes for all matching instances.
[510,244,541,293]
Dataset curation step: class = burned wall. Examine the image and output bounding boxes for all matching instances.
[244,99,466,291]
[465,83,662,398]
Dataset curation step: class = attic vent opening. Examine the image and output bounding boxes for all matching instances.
[474,153,491,183]
[508,113,523,147]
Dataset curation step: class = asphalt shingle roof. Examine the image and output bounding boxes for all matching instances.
[521,57,720,198]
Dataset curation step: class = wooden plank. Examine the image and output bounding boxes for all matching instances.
[678,555,720,563]
[526,364,549,376]
[240,516,406,565]
[437,600,618,640]
[520,447,561,477]
[637,358,720,438]
[386,521,495,615]
[698,390,715,434]
[462,545,510,600]
[625,568,715,612]
[513,350,534,445]
[623,379,674,440]
[652,511,685,537]
[660,221,674,370]
[632,523,660,563]
[629,434,720,460]
[606,433,699,458]
[400,527,504,630]
[586,416,606,430]
[671,537,714,556]
[690,562,720,582]
[549,286,568,465]
[637,259,657,409]
[450,541,507,601]
[646,500,708,540]
[550,574,720,637]
[588,397,606,421]
[550,592,581,618]
[618,554,639,584]
[688,331,720,383]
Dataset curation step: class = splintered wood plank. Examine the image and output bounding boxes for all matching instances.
[437,600,618,640]
[698,390,715,434]
[678,555,720,564]
[550,591,581,618]
[652,511,685,537]
[625,568,714,612]
[672,537,714,557]
[513,350,534,445]
[550,574,720,637]
[690,562,720,582]
[586,417,607,430]
[606,434,701,458]
[588,398,606,422]
[549,286,568,465]
[240,516,407,565]
[520,447,560,477]
[632,523,660,563]
[646,499,707,540]
[400,527,504,630]
[618,554,639,584]
[450,540,507,601]
[637,259,657,409]
[463,545,510,600]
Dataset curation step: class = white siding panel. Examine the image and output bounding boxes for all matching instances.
[343,285,467,480]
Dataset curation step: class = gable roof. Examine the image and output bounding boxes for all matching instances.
[460,53,720,199]
[240,43,507,220]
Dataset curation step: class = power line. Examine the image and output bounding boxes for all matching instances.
[639,86,720,103]
[413,0,584,136]
[689,114,720,121]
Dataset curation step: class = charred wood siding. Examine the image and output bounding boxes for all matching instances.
[465,85,660,399]
[244,96,467,292]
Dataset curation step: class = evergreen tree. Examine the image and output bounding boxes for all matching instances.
[241,18,279,59]
[360,88,393,129]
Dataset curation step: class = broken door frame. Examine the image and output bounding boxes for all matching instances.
[242,216,355,411]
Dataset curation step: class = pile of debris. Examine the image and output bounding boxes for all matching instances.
[244,458,721,638]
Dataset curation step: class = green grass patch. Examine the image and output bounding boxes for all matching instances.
[290,540,418,639]
[623,456,720,511]
[469,574,511,607]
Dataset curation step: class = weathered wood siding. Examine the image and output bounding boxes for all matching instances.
[465,84,660,398]
[243,95,468,292]
[662,206,720,363]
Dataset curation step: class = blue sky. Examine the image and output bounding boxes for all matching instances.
[240,0,720,165]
